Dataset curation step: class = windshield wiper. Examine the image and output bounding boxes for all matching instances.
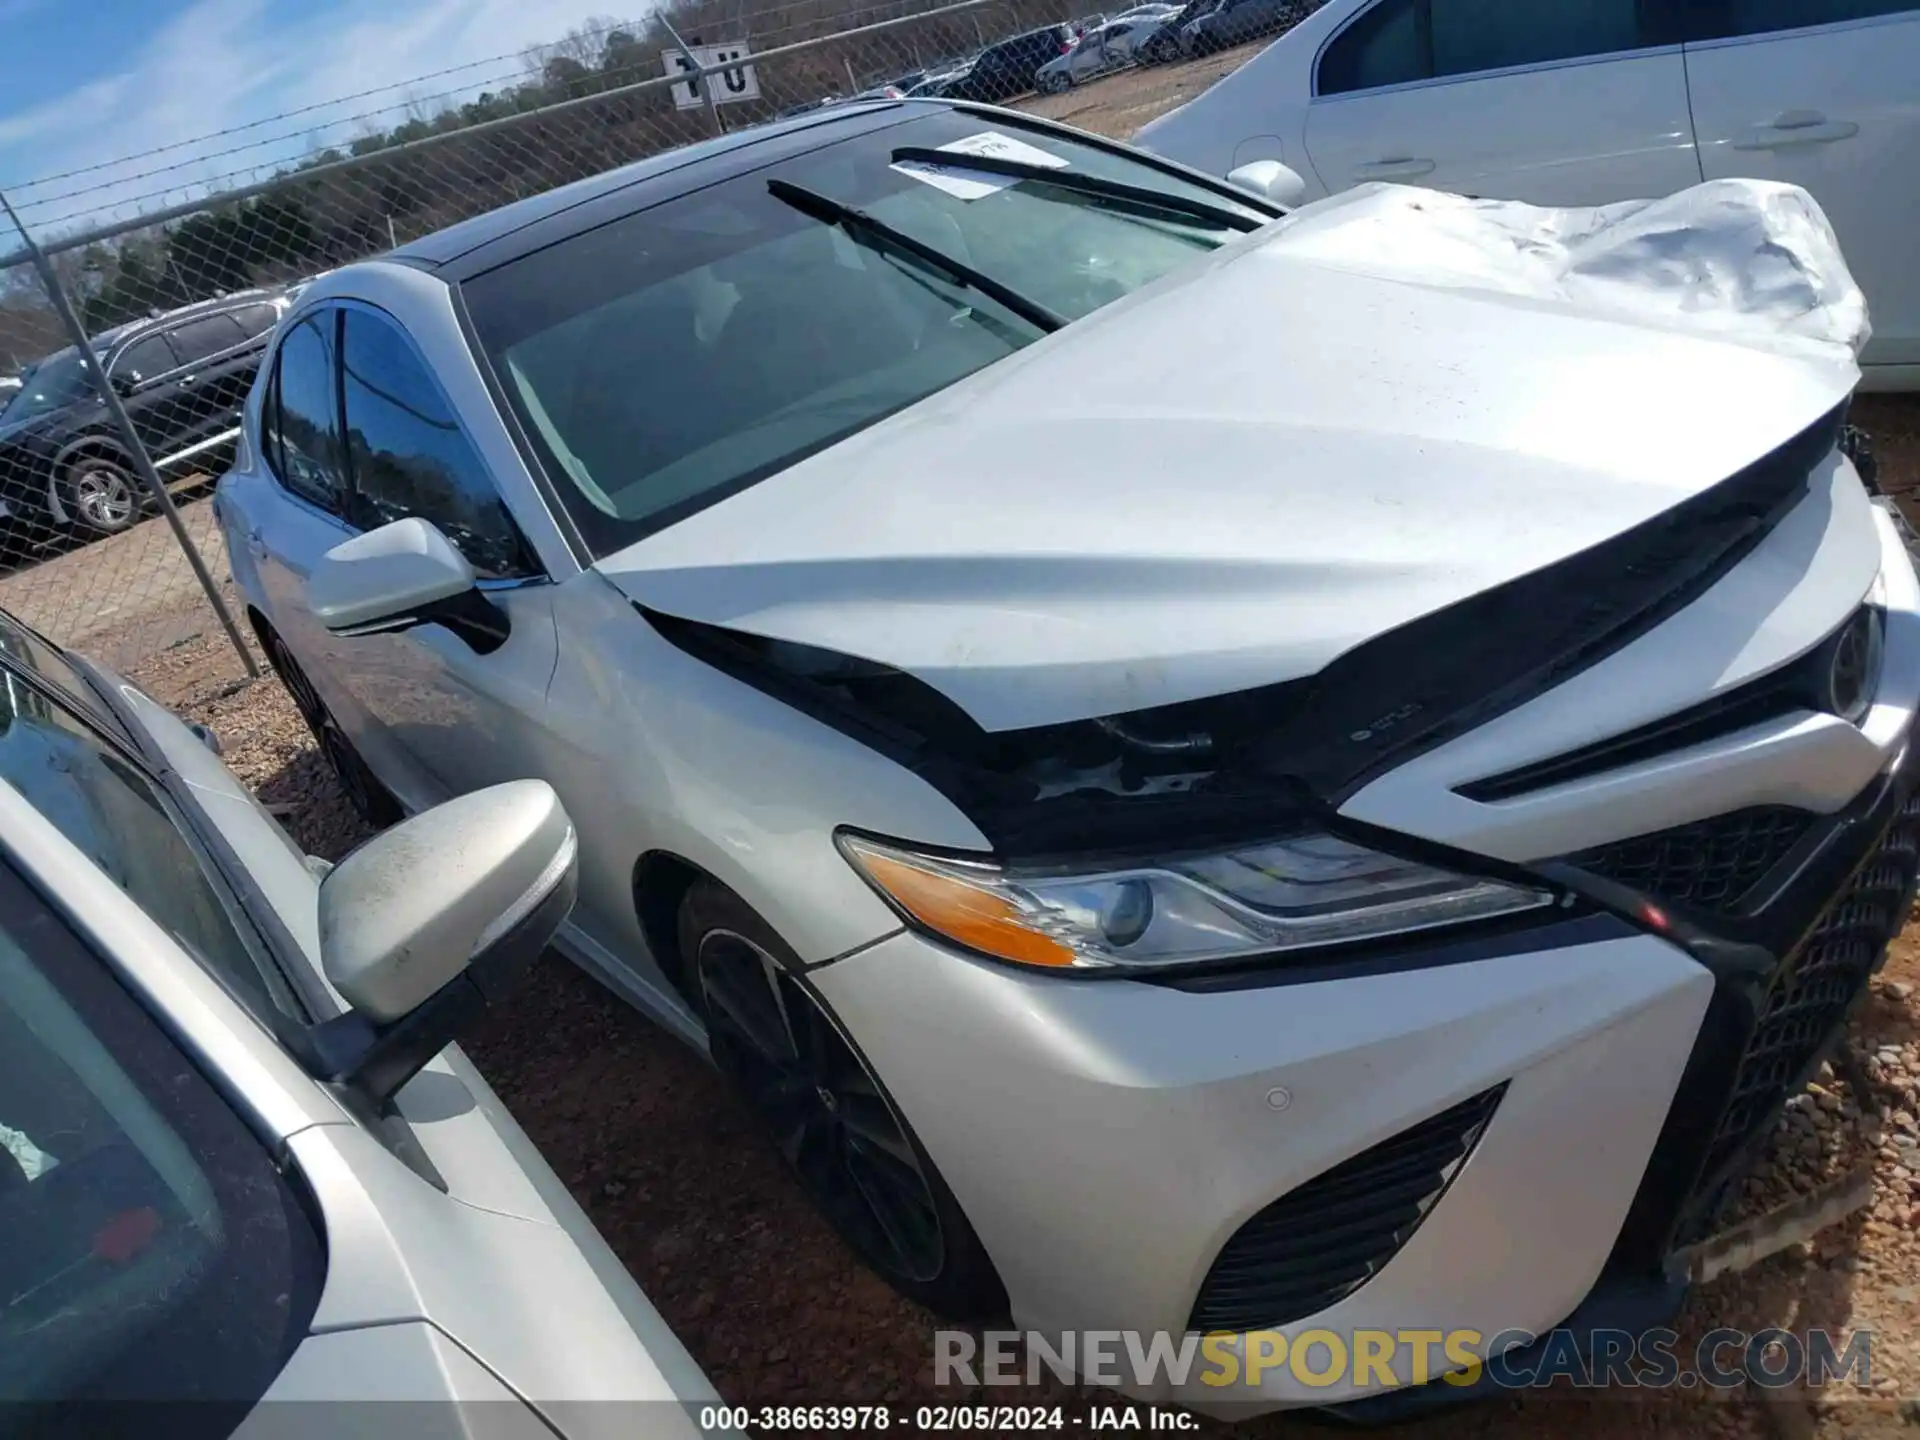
[766,178,1065,334]
[890,147,1267,232]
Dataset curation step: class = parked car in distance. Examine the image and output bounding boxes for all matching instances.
[940,24,1077,101]
[0,607,724,1432]
[1037,15,1163,89]
[1135,0,1920,389]
[1178,0,1313,55]
[905,65,971,96]
[220,98,1912,1418]
[1136,0,1220,61]
[0,290,288,543]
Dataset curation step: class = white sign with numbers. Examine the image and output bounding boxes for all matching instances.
[662,43,760,109]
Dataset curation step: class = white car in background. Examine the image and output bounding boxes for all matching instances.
[1135,1,1920,389]
[0,611,721,1436]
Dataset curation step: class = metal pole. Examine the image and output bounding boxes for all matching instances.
[661,18,726,138]
[0,189,259,678]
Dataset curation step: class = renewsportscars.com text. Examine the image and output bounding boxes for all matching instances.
[934,1326,1874,1392]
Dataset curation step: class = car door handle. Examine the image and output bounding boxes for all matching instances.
[1354,157,1436,181]
[1733,111,1859,151]
[246,528,267,559]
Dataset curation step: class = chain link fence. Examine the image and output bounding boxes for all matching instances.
[0,0,1302,680]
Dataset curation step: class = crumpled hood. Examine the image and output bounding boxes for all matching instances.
[597,181,1862,733]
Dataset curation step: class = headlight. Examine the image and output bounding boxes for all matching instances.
[839,832,1554,971]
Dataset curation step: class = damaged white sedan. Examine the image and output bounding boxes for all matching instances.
[217,99,1916,1417]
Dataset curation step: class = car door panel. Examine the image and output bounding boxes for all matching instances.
[1683,10,1920,367]
[1305,51,1701,204]
[1303,0,1700,205]
[329,587,558,810]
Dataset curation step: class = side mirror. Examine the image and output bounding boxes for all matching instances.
[309,516,508,654]
[107,370,138,398]
[304,779,577,1106]
[1226,158,1308,209]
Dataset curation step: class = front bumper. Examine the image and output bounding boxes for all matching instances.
[812,916,1715,1410]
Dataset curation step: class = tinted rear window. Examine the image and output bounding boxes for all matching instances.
[462,112,1266,557]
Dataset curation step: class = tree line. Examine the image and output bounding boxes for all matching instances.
[0,0,1071,372]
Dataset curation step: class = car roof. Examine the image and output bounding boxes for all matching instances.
[390,100,935,276]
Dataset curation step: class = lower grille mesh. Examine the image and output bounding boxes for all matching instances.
[1572,806,1815,914]
[1188,1087,1503,1334]
[1692,791,1920,1201]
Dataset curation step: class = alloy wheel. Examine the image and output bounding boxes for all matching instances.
[70,462,137,532]
[696,928,945,1283]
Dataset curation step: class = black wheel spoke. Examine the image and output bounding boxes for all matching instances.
[701,940,800,1066]
[838,1092,920,1169]
[697,925,946,1284]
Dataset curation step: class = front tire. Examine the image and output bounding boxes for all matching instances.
[63,454,141,535]
[679,880,1006,1319]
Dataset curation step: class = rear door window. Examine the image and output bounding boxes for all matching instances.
[1319,0,1673,93]
[265,312,348,514]
[1318,0,1426,92]
[167,315,250,367]
[1429,0,1656,76]
[108,335,177,387]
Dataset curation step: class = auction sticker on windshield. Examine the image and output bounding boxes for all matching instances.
[891,130,1068,200]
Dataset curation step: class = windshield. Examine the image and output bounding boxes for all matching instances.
[463,110,1270,556]
[0,349,94,425]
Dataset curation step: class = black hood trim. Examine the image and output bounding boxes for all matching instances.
[647,406,1841,858]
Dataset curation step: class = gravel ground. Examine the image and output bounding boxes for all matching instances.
[96,397,1920,1440]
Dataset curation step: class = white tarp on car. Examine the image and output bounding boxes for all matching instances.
[1261,178,1869,367]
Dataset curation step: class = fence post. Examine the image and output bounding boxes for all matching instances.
[661,18,727,138]
[0,189,260,680]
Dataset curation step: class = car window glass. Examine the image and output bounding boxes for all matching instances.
[466,110,1267,556]
[338,308,530,578]
[1318,0,1425,92]
[0,861,323,1419]
[109,335,177,386]
[1430,0,1651,76]
[166,315,249,366]
[0,669,302,1023]
[235,304,281,339]
[1,351,94,423]
[0,613,132,745]
[1685,0,1918,37]
[270,313,348,513]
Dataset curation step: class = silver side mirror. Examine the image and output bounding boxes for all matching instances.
[1226,159,1308,208]
[309,517,507,653]
[307,780,577,1104]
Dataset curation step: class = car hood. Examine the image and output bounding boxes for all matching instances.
[595,181,1863,733]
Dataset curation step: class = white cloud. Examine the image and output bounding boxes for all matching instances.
[1,0,645,237]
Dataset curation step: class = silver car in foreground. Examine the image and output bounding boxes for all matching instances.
[0,612,719,1436]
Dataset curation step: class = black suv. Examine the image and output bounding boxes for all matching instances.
[0,291,285,543]
[942,24,1077,102]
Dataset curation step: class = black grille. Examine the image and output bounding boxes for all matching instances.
[1694,791,1920,1196]
[1188,1087,1503,1333]
[1572,806,1815,914]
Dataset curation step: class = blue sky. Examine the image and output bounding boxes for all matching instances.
[0,0,639,236]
